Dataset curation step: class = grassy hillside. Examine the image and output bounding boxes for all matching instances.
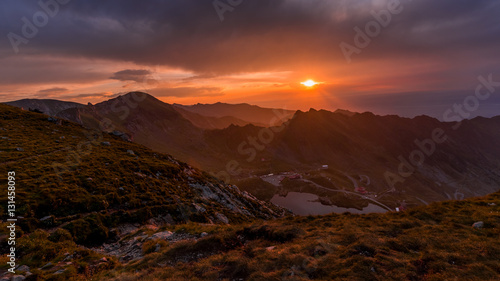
[0,104,499,280]
[96,191,500,280]
[0,103,287,279]
[2,189,496,280]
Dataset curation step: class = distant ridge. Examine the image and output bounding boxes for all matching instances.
[334,108,356,117]
[174,102,295,126]
[5,93,500,211]
[5,98,84,116]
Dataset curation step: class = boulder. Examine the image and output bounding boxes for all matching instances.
[40,262,52,269]
[54,269,66,275]
[47,117,58,123]
[47,117,62,125]
[15,265,29,272]
[121,134,132,142]
[63,254,73,261]
[472,221,484,229]
[101,141,111,146]
[215,213,229,224]
[149,231,173,240]
[40,216,54,225]
[194,203,207,213]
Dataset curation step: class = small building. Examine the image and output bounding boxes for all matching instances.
[321,165,329,170]
[355,187,367,194]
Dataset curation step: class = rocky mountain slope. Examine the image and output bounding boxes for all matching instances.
[275,110,500,198]
[1,176,499,280]
[0,102,499,280]
[5,94,500,212]
[0,103,285,243]
[100,191,500,280]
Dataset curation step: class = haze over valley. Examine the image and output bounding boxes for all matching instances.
[6,94,500,215]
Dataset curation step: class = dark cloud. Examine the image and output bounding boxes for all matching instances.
[0,0,499,116]
[0,0,498,74]
[37,87,68,94]
[59,92,119,100]
[33,87,69,98]
[110,69,152,82]
[0,56,107,85]
[182,74,219,81]
[146,86,223,98]
[36,87,68,98]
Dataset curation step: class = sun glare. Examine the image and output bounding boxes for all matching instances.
[301,79,318,87]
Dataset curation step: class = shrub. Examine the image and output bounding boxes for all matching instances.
[63,215,109,246]
[49,228,74,242]
[240,225,304,243]
[142,239,168,255]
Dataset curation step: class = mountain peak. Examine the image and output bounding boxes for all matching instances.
[117,91,157,101]
[334,108,356,117]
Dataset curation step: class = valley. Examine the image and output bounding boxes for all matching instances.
[0,101,499,280]
[6,94,500,215]
[2,1,499,280]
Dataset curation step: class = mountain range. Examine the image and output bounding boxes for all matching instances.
[5,93,500,212]
[0,103,286,243]
[1,100,500,280]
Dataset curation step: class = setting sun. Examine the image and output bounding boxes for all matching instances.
[301,79,318,87]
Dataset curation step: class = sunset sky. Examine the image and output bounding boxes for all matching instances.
[1,0,499,119]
